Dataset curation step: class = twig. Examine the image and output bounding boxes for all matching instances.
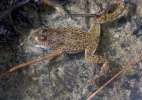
[94,0,103,14]
[87,53,142,100]
[84,0,89,29]
[0,51,62,79]
[71,13,98,17]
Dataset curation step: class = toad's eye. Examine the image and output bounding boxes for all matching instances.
[39,36,47,41]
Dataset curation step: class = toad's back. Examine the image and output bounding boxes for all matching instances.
[32,28,92,53]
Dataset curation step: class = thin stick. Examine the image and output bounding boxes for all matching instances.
[71,14,98,17]
[87,53,142,100]
[0,51,62,79]
[94,0,102,14]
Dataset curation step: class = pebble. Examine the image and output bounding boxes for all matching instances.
[114,34,120,38]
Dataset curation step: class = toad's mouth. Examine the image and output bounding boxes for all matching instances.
[35,44,48,49]
[31,35,48,49]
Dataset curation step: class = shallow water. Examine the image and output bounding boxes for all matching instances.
[0,0,142,100]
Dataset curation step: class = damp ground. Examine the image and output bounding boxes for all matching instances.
[0,0,142,100]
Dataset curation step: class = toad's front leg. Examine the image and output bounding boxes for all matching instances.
[85,42,109,81]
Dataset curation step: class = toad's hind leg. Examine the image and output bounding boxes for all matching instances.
[85,43,109,80]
